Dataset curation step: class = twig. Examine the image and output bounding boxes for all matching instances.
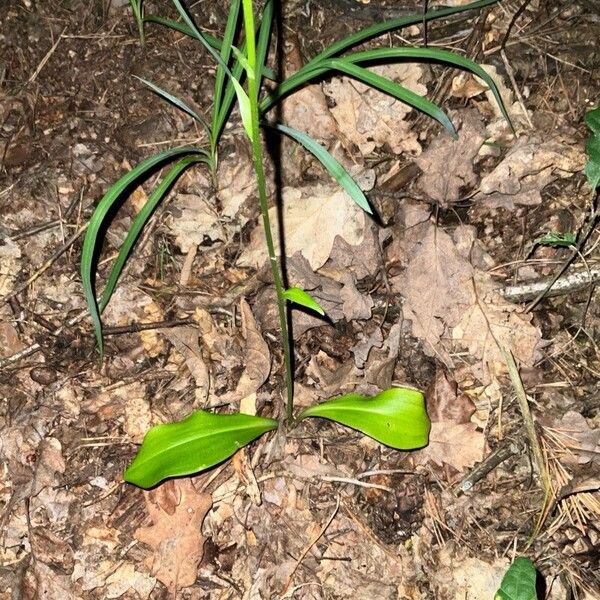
[28,27,67,83]
[456,439,523,494]
[282,495,340,595]
[320,476,394,493]
[502,349,553,542]
[526,193,599,312]
[103,318,195,336]
[503,266,600,303]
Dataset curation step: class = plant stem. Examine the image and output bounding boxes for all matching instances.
[242,0,294,423]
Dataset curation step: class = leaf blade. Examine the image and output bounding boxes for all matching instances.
[297,387,430,449]
[80,147,205,357]
[282,287,325,315]
[495,557,538,600]
[124,410,278,488]
[266,122,372,214]
[585,104,600,189]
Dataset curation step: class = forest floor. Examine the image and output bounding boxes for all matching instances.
[1,0,599,598]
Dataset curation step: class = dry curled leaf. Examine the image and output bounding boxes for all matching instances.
[135,479,212,590]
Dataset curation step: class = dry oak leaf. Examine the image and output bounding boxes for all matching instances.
[135,479,212,590]
[416,109,486,207]
[238,185,365,271]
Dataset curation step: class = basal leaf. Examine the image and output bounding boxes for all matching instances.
[283,287,325,315]
[297,387,430,449]
[495,557,538,600]
[124,410,278,488]
[584,104,600,189]
[81,147,205,358]
[267,122,372,214]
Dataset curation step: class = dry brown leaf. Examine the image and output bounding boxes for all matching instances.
[551,411,600,466]
[135,479,212,590]
[168,193,225,253]
[162,326,209,404]
[323,63,426,155]
[416,109,486,207]
[280,33,339,142]
[238,185,365,271]
[477,134,585,209]
[425,369,476,424]
[394,222,541,385]
[222,300,270,403]
[423,422,485,471]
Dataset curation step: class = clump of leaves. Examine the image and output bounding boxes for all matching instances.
[495,557,538,600]
[81,0,510,488]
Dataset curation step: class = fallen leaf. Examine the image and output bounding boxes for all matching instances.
[323,62,426,155]
[416,109,486,206]
[477,134,585,209]
[425,369,476,424]
[105,563,156,599]
[238,185,365,271]
[422,422,485,472]
[161,326,210,404]
[550,411,600,466]
[222,300,271,403]
[135,479,212,590]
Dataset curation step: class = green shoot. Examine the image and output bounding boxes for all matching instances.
[129,0,145,45]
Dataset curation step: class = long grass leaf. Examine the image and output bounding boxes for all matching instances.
[135,76,210,134]
[309,0,499,64]
[81,147,205,357]
[99,154,208,314]
[267,122,372,214]
[212,0,241,146]
[344,47,514,131]
[255,0,274,96]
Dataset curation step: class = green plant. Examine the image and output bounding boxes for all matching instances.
[495,557,538,600]
[129,0,145,45]
[81,0,510,488]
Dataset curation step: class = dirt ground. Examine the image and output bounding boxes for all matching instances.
[1,0,599,598]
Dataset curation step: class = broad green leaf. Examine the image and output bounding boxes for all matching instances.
[283,287,325,315]
[99,154,208,314]
[584,104,600,189]
[495,557,538,600]
[135,76,210,134]
[81,147,205,357]
[124,410,278,488]
[267,122,372,214]
[297,387,430,449]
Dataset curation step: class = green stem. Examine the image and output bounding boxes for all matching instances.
[241,0,294,423]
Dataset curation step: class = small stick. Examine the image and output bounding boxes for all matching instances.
[456,439,523,494]
[320,476,394,493]
[503,266,600,303]
[282,495,340,595]
[103,318,194,336]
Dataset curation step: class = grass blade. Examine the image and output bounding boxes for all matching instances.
[135,76,211,134]
[99,154,208,314]
[344,47,513,132]
[212,0,241,148]
[309,0,499,65]
[81,147,205,358]
[297,387,430,449]
[255,0,274,95]
[267,122,372,214]
[124,410,278,488]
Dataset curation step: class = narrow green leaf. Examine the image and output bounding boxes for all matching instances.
[231,77,253,137]
[282,287,325,316]
[213,0,241,143]
[309,0,500,65]
[124,410,278,488]
[255,0,274,95]
[267,122,372,214]
[135,76,210,134]
[297,387,430,449]
[495,557,538,600]
[307,58,457,138]
[231,46,253,80]
[584,104,600,189]
[99,154,208,314]
[80,147,205,358]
